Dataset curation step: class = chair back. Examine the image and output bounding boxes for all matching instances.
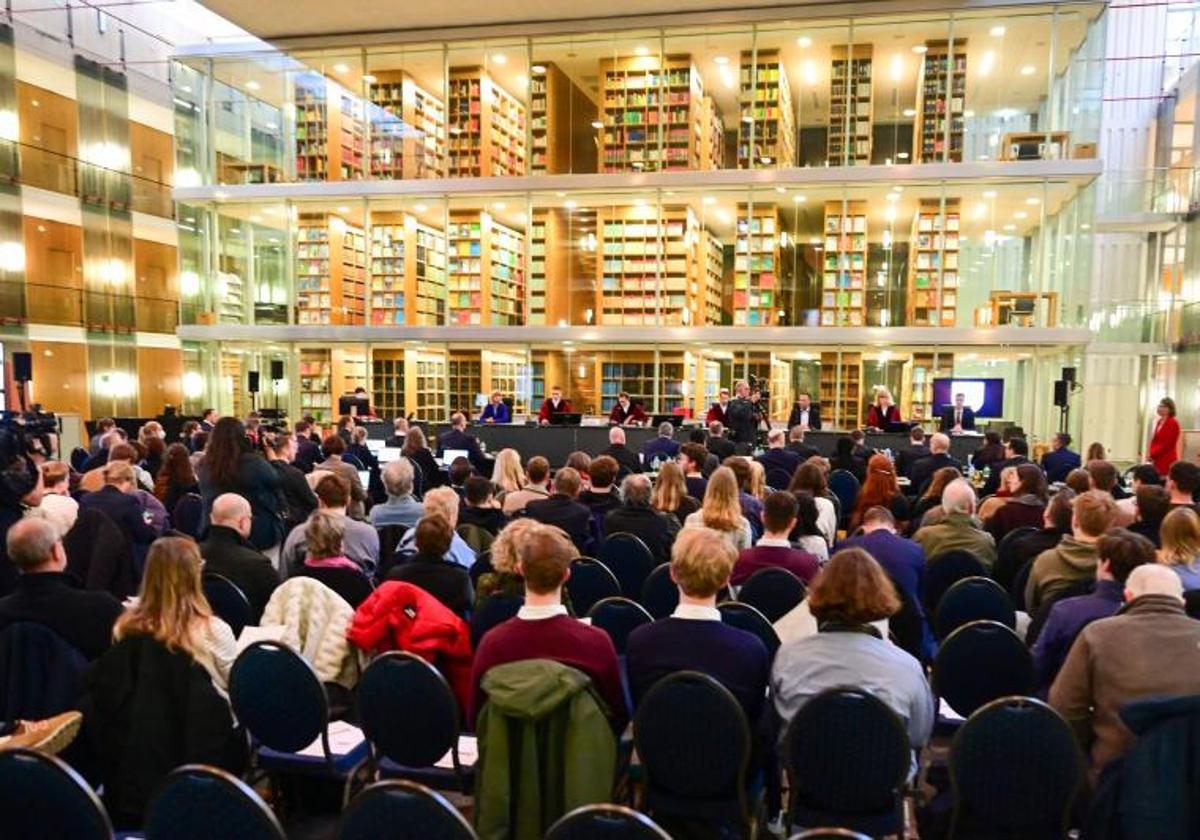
[173,493,204,539]
[339,780,478,840]
[737,567,806,623]
[950,697,1085,838]
[766,467,794,492]
[924,549,988,617]
[545,804,672,840]
[376,524,409,571]
[827,471,860,526]
[597,532,657,599]
[358,652,460,773]
[457,523,494,555]
[633,671,752,825]
[0,622,88,726]
[0,748,112,840]
[935,576,1016,640]
[717,601,781,659]
[145,764,284,840]
[784,688,909,836]
[884,573,930,663]
[639,563,678,619]
[790,830,873,840]
[470,593,523,648]
[467,551,493,587]
[70,446,90,473]
[934,620,1034,719]
[994,525,1039,589]
[564,557,622,617]
[229,641,328,754]
[202,573,254,637]
[586,597,653,655]
[1185,589,1200,620]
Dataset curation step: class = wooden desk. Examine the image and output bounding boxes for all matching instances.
[1000,131,1070,161]
[986,291,1059,327]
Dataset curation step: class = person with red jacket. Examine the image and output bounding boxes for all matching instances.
[608,392,648,426]
[537,385,573,426]
[865,387,902,431]
[1149,396,1182,478]
[705,388,731,425]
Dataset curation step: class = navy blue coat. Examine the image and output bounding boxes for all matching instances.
[437,428,486,471]
[641,435,680,466]
[1041,447,1082,483]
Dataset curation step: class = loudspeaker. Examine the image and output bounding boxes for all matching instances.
[12,352,31,382]
[270,360,284,381]
[1062,366,1077,384]
[248,371,260,394]
[1053,380,1069,408]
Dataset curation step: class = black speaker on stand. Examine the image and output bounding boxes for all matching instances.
[270,360,285,411]
[12,351,31,412]
[248,370,260,414]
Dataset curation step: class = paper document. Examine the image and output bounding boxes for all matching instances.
[435,734,479,769]
[296,720,365,758]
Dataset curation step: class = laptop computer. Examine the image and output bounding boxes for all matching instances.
[548,413,582,426]
[441,448,469,466]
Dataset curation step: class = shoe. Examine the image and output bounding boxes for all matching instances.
[0,711,82,756]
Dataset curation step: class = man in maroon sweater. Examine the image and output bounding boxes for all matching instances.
[732,491,821,586]
[469,523,627,729]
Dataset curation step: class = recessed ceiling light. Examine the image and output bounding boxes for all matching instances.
[337,206,350,214]
[492,53,507,65]
[556,192,567,197]
[902,108,916,117]
[1003,223,1017,231]
[245,80,260,91]
[797,36,812,48]
[1020,65,1036,75]
[714,55,729,65]
[413,203,428,212]
[1025,197,1041,205]
[983,190,997,198]
[333,63,349,74]
[1014,211,1028,219]
[990,25,1007,37]
[635,46,650,57]
[362,74,377,84]
[775,186,786,194]
[591,120,604,129]
[532,64,547,73]
[912,45,928,54]
[793,194,807,202]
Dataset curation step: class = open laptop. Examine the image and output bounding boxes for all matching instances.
[548,413,583,426]
[441,448,469,466]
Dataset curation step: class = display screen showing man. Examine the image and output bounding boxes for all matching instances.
[940,392,976,434]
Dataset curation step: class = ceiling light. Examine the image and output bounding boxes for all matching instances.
[333,63,349,74]
[362,74,377,84]
[1026,197,1042,205]
[591,120,604,129]
[775,186,786,194]
[413,203,428,212]
[245,80,260,91]
[493,202,506,210]
[1003,223,1017,231]
[793,194,807,203]
[635,46,650,57]
[797,36,812,48]
[714,55,729,65]
[532,64,547,73]
[564,200,578,209]
[983,190,997,198]
[990,25,1007,37]
[902,108,916,117]
[337,205,351,214]
[1014,211,1028,219]
[912,44,928,54]
[1020,65,1036,75]
[492,53,507,65]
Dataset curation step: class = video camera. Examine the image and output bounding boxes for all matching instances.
[747,374,770,414]
[0,409,58,466]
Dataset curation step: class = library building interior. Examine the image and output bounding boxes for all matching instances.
[4,0,1200,837]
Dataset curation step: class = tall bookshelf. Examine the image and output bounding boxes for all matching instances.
[447,212,525,326]
[828,45,873,166]
[295,213,367,325]
[485,351,528,414]
[414,353,447,420]
[907,197,960,326]
[299,349,333,420]
[733,205,789,326]
[820,200,868,327]
[903,352,955,423]
[704,231,726,325]
[702,96,725,170]
[371,351,405,419]
[600,357,685,414]
[819,351,863,429]
[447,68,527,177]
[530,62,599,175]
[738,49,795,168]
[915,40,967,163]
[369,214,446,326]
[294,74,364,181]
[366,72,445,180]
[448,353,483,415]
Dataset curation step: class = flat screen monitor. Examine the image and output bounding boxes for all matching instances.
[932,378,1005,418]
[442,448,469,466]
[548,412,583,426]
[338,395,370,417]
[650,414,682,428]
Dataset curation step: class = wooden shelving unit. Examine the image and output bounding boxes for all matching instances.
[828,45,873,166]
[447,67,527,177]
[448,353,483,415]
[485,351,528,414]
[414,353,447,420]
[295,213,366,325]
[738,49,795,168]
[915,40,967,163]
[530,208,598,326]
[819,351,863,429]
[907,197,960,326]
[734,205,789,326]
[820,200,868,327]
[447,211,525,326]
[369,213,446,326]
[902,352,955,423]
[294,74,363,181]
[366,72,445,180]
[704,231,725,325]
[530,62,599,175]
[299,349,333,420]
[371,352,405,419]
[599,357,686,415]
[702,96,725,170]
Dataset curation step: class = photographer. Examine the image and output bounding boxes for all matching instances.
[725,380,761,451]
[0,413,59,594]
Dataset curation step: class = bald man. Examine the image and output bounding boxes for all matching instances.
[198,493,280,621]
[601,425,643,478]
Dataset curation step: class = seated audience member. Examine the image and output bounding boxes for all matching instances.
[683,466,753,551]
[1166,461,1200,511]
[292,511,373,609]
[348,426,379,476]
[1086,442,1107,463]
[971,431,1006,473]
[786,426,820,462]
[1026,490,1118,613]
[491,448,525,500]
[36,461,79,538]
[909,433,964,498]
[1050,564,1200,774]
[982,437,1032,497]
[264,432,318,533]
[475,518,536,607]
[1158,507,1200,590]
[724,456,764,537]
[458,475,509,535]
[0,517,122,660]
[386,417,410,448]
[651,460,701,525]
[706,421,737,463]
[757,428,803,482]
[80,428,127,475]
[579,456,622,524]
[437,412,486,472]
[198,494,280,621]
[1087,459,1123,499]
[387,514,473,616]
[993,488,1078,595]
[986,463,1049,542]
[849,454,910,533]
[88,417,116,456]
[469,523,625,728]
[642,421,681,467]
[787,462,838,546]
[839,507,926,612]
[829,436,866,484]
[602,426,643,477]
[447,457,473,498]
[281,474,380,574]
[677,443,711,501]
[790,492,830,564]
[154,442,200,519]
[978,467,1019,522]
[1129,484,1170,546]
[1041,433,1082,484]
[292,420,322,472]
[849,429,876,462]
[314,435,367,519]
[525,467,593,553]
[81,442,151,494]
[686,429,718,478]
[395,486,476,569]
[908,466,963,532]
[501,456,552,516]
[78,461,161,551]
[401,427,442,491]
[370,458,425,529]
[1115,463,1162,527]
[772,549,934,760]
[605,474,680,564]
[628,527,770,719]
[895,427,930,481]
[1033,529,1155,692]
[565,451,592,485]
[733,491,820,586]
[913,479,997,567]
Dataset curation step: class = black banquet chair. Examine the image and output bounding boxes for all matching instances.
[565,557,622,618]
[737,567,806,623]
[545,804,672,840]
[173,493,204,539]
[339,780,478,840]
[718,601,782,659]
[144,764,285,840]
[640,563,678,619]
[789,830,872,840]
[924,549,988,617]
[470,593,523,648]
[0,748,112,840]
[934,576,1016,640]
[598,532,657,599]
[586,597,653,656]
[202,573,254,637]
[827,470,860,529]
[933,620,1034,721]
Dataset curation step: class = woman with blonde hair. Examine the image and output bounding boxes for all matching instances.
[683,466,753,550]
[476,518,539,607]
[401,425,442,492]
[113,536,238,695]
[652,460,700,523]
[1159,507,1200,590]
[490,448,525,498]
[747,460,768,502]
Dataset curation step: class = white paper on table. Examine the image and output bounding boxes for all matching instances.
[236,623,286,653]
[296,720,366,758]
[435,734,479,769]
[938,698,966,723]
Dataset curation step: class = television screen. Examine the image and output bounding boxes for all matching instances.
[932,378,1005,418]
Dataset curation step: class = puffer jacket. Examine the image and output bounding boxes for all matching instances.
[261,577,362,688]
[346,581,473,713]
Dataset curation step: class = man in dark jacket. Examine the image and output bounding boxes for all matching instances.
[524,467,594,553]
[786,392,822,431]
[756,428,802,484]
[457,476,509,535]
[77,463,161,553]
[894,427,931,481]
[437,412,487,472]
[0,518,122,660]
[600,427,643,478]
[705,422,737,463]
[786,426,820,462]
[982,436,1032,497]
[198,494,280,621]
[1041,432,1082,484]
[579,456,623,527]
[0,456,43,595]
[604,474,680,564]
[641,422,681,467]
[908,433,964,497]
[387,514,473,616]
[292,421,322,474]
[265,431,318,533]
[725,380,760,449]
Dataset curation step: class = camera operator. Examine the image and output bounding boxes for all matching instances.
[725,380,761,452]
[0,413,58,594]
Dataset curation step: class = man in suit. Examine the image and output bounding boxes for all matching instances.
[1042,433,1082,484]
[908,432,965,497]
[895,426,931,481]
[725,380,760,450]
[292,420,322,473]
[787,392,822,431]
[436,412,486,472]
[757,428,802,484]
[642,422,681,467]
[537,385,573,426]
[706,422,736,463]
[601,426,643,477]
[608,392,649,427]
[199,408,218,433]
[786,426,821,462]
[982,437,1032,497]
[524,467,594,553]
[940,392,977,434]
[705,388,731,426]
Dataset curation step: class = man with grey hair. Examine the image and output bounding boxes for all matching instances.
[758,427,802,481]
[602,425,643,477]
[604,473,680,564]
[0,517,121,660]
[386,417,410,447]
[642,421,681,467]
[1051,563,1200,773]
[909,431,965,497]
[787,425,820,461]
[437,411,486,471]
[726,380,759,448]
[370,457,425,529]
[913,478,996,566]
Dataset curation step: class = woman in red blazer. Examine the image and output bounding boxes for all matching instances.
[1149,396,1182,477]
[865,388,902,431]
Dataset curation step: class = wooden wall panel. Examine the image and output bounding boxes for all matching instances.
[134,238,178,333]
[29,341,89,418]
[137,346,183,416]
[130,122,173,217]
[18,82,78,195]
[24,216,84,325]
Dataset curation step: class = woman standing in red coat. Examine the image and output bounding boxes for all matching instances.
[1149,396,1182,477]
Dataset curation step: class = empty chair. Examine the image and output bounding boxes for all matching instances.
[737,567,806,623]
[949,697,1085,839]
[935,577,1016,640]
[339,780,477,840]
[586,597,653,655]
[827,471,860,528]
[598,533,657,599]
[202,573,254,637]
[470,593,523,648]
[565,557,622,618]
[934,621,1034,720]
[173,494,204,539]
[144,764,284,840]
[784,688,910,836]
[718,601,781,659]
[993,525,1040,593]
[924,550,988,617]
[639,563,678,619]
[70,446,90,473]
[0,748,112,840]
[546,804,672,840]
